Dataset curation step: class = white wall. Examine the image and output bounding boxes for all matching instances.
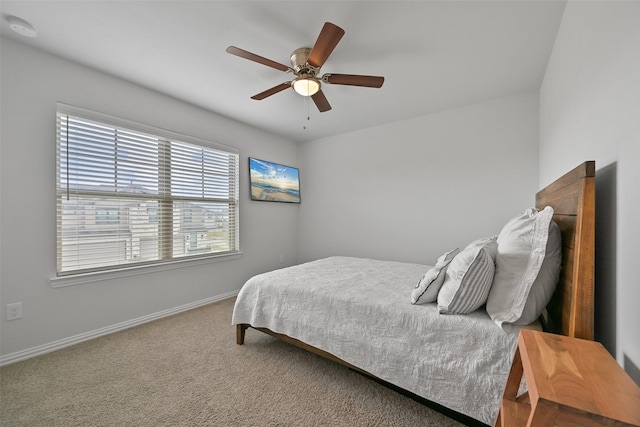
[0,38,299,361]
[540,1,640,382]
[298,92,540,265]
[7,2,633,377]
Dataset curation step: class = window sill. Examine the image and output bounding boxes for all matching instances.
[50,252,242,288]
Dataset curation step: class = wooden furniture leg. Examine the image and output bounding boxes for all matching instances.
[237,324,248,345]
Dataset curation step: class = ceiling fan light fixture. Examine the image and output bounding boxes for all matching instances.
[292,76,320,97]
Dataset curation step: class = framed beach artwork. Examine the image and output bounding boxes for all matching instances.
[248,157,301,203]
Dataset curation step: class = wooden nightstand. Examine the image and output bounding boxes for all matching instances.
[495,329,640,427]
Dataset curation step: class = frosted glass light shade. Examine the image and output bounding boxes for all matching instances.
[292,77,320,96]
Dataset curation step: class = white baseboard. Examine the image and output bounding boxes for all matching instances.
[0,291,239,367]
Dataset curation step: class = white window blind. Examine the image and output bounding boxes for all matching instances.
[56,104,239,276]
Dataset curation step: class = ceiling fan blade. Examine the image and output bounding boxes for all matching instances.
[323,74,385,88]
[311,90,332,112]
[251,82,292,100]
[307,22,345,68]
[226,46,292,73]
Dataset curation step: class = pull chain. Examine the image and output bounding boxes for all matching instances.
[303,95,310,130]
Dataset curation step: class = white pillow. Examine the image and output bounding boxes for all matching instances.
[514,220,562,325]
[411,248,459,304]
[486,207,556,326]
[437,238,497,315]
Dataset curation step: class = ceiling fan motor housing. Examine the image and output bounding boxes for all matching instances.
[290,47,318,75]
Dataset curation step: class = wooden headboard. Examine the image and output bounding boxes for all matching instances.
[536,161,595,340]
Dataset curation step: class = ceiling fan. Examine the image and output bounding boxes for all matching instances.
[226,22,384,112]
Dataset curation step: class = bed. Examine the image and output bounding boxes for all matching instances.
[232,161,595,426]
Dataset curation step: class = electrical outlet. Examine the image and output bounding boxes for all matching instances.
[7,302,23,321]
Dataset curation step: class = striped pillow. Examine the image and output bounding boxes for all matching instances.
[437,238,497,315]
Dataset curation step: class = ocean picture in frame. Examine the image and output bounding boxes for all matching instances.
[249,157,301,203]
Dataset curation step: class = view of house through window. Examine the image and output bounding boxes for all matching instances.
[56,104,240,276]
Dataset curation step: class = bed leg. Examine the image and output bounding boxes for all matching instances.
[237,324,248,345]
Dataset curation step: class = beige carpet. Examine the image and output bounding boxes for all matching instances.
[0,297,465,426]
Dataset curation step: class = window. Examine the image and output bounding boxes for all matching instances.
[56,104,239,276]
[95,207,120,224]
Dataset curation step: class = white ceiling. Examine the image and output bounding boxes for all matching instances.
[0,1,566,143]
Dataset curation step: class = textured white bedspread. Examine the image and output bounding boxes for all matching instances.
[232,256,522,425]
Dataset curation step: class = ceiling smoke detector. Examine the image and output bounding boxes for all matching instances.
[7,16,38,38]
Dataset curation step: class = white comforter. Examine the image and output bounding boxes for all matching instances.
[232,256,522,425]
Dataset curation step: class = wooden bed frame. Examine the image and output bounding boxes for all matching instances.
[536,161,595,340]
[236,161,596,422]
